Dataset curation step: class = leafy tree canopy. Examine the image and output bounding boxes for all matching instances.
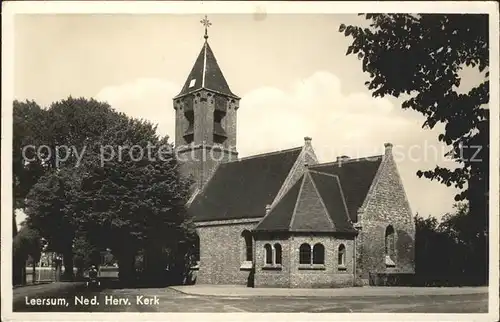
[25,168,80,254]
[75,117,192,254]
[414,202,487,285]
[18,96,194,282]
[13,97,126,209]
[340,14,489,229]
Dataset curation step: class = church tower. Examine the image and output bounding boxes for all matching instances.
[173,16,239,191]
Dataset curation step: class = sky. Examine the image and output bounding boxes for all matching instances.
[13,14,486,226]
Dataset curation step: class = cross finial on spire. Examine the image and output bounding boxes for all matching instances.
[200,15,211,40]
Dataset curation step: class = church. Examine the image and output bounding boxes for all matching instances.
[173,19,415,288]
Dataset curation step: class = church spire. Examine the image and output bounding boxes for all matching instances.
[174,16,238,99]
[173,16,240,191]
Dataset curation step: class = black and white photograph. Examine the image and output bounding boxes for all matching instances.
[2,1,499,321]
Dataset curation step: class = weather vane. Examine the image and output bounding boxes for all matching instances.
[200,15,211,40]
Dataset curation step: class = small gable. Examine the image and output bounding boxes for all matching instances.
[254,179,302,231]
[189,147,302,222]
[254,171,355,234]
[290,173,335,232]
[309,171,354,233]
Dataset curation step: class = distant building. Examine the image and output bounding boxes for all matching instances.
[174,23,415,288]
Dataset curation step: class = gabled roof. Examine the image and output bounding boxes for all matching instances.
[309,156,383,222]
[175,41,238,99]
[254,170,356,233]
[188,147,302,222]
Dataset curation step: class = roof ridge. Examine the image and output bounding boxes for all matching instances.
[225,146,303,163]
[288,174,306,230]
[310,154,383,168]
[308,172,336,231]
[201,41,207,87]
[331,174,353,225]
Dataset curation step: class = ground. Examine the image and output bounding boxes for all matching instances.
[13,278,488,313]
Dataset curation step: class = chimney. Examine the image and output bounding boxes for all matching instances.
[384,142,393,156]
[304,136,312,146]
[265,204,272,215]
[336,155,350,162]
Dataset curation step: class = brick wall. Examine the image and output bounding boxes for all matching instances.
[356,145,416,280]
[290,236,355,288]
[196,219,260,285]
[254,237,291,287]
[174,89,239,191]
[254,235,355,288]
[223,98,238,149]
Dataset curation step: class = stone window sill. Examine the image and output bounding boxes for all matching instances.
[298,264,325,271]
[240,261,253,271]
[262,264,282,271]
[385,255,396,268]
[338,265,347,271]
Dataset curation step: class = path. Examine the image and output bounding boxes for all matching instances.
[13,279,488,313]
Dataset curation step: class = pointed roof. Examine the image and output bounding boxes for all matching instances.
[254,170,356,234]
[188,147,302,222]
[309,156,383,222]
[175,41,238,99]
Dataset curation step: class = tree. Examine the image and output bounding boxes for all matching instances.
[72,233,101,278]
[24,169,80,280]
[340,14,489,231]
[439,203,487,284]
[74,117,193,284]
[414,203,487,286]
[17,97,126,279]
[13,97,125,207]
[18,96,194,285]
[13,100,48,210]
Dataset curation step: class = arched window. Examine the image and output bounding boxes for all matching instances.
[312,243,325,264]
[338,244,346,266]
[264,244,273,264]
[274,243,282,265]
[299,243,311,264]
[241,230,253,261]
[385,225,395,259]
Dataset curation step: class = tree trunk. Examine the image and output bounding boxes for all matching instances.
[32,261,36,284]
[12,257,25,286]
[22,265,27,285]
[144,246,166,285]
[117,251,136,286]
[55,265,62,281]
